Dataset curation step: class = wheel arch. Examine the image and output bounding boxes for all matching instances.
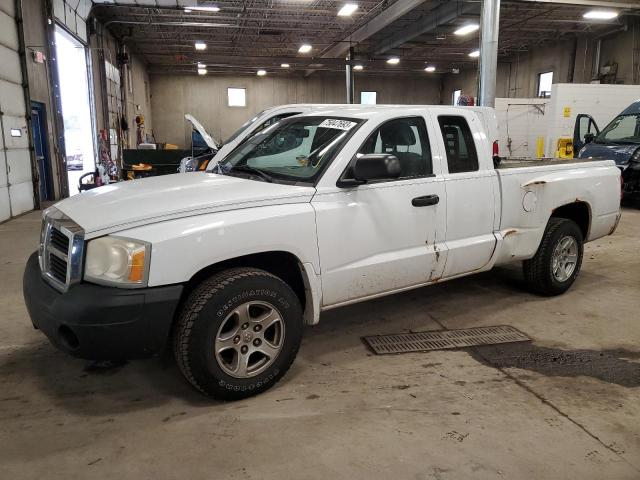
[177,250,320,327]
[551,200,591,240]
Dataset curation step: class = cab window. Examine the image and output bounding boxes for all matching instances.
[438,116,479,173]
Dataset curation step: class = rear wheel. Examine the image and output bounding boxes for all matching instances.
[523,218,584,296]
[174,268,303,400]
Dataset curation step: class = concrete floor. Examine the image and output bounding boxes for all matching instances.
[1,209,639,480]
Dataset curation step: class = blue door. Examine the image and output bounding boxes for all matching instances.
[31,102,53,201]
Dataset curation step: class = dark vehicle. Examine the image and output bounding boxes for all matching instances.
[575,100,640,200]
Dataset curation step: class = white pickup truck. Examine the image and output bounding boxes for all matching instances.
[23,106,621,400]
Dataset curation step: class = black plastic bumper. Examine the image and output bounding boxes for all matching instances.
[23,252,183,360]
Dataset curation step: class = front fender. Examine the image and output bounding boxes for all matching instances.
[113,204,321,288]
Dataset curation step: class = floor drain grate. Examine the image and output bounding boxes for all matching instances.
[363,325,530,355]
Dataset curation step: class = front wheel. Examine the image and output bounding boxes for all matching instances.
[174,268,303,400]
[523,218,584,296]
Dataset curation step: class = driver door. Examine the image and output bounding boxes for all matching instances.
[313,116,446,307]
[573,114,600,156]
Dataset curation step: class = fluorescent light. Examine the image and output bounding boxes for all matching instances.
[281,63,290,68]
[469,50,480,58]
[197,62,206,69]
[195,42,206,50]
[425,66,436,72]
[353,64,363,71]
[338,3,358,17]
[583,10,618,20]
[197,68,207,75]
[299,44,312,53]
[257,69,267,76]
[387,57,400,64]
[454,24,479,36]
[185,6,220,12]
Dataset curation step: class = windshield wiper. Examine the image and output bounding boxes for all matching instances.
[228,164,274,183]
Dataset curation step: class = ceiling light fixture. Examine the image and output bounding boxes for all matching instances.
[353,64,363,71]
[468,50,480,58]
[197,62,206,69]
[195,41,207,50]
[583,10,618,20]
[299,44,312,53]
[454,24,479,36]
[338,3,358,17]
[257,69,267,76]
[425,66,436,72]
[281,63,290,68]
[184,6,220,13]
[198,68,207,75]
[387,57,400,65]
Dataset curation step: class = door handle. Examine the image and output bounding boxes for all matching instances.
[412,194,439,207]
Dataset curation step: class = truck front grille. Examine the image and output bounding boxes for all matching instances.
[40,209,84,292]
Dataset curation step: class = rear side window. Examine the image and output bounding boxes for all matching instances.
[438,116,479,174]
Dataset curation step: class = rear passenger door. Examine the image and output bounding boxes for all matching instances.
[436,113,498,278]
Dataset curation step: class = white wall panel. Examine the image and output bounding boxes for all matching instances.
[495,98,549,159]
[9,182,35,216]
[0,10,19,50]
[0,45,22,84]
[1,116,29,150]
[6,149,32,185]
[0,0,34,220]
[0,78,26,116]
[0,186,10,222]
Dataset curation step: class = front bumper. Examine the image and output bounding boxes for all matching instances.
[23,252,183,360]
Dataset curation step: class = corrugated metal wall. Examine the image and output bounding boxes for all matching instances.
[0,1,33,222]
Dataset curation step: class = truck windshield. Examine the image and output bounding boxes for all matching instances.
[595,113,640,144]
[219,116,362,183]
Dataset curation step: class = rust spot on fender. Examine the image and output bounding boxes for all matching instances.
[523,179,547,187]
[504,229,517,238]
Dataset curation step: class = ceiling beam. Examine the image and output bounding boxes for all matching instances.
[304,0,428,76]
[319,0,429,58]
[509,0,640,8]
[372,1,479,56]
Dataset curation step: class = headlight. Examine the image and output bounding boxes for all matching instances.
[85,236,150,287]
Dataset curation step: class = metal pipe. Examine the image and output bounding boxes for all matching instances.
[478,0,501,107]
[346,47,355,104]
[593,38,601,80]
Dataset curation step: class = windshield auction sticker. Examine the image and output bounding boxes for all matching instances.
[319,119,357,130]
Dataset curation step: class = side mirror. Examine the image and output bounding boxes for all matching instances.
[337,154,401,188]
[584,132,595,144]
[354,153,401,180]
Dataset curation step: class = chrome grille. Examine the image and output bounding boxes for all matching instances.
[39,209,84,292]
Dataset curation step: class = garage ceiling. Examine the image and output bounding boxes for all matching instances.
[91,0,640,75]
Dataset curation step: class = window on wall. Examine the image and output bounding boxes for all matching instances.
[361,91,377,105]
[228,88,246,107]
[537,72,553,98]
[452,89,462,106]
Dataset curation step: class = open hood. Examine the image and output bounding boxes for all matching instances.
[185,114,219,150]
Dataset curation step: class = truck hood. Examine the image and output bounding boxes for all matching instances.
[185,114,219,150]
[55,173,316,236]
[578,142,639,166]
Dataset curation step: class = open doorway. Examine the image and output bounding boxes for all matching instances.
[54,26,95,196]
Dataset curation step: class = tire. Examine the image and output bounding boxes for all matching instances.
[174,267,303,400]
[523,217,584,296]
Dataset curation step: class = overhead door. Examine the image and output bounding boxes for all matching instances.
[0,3,33,222]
